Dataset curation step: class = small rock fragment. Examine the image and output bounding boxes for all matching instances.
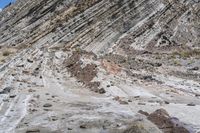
[27,59,33,63]
[80,124,87,129]
[134,96,140,99]
[189,67,199,71]
[128,99,132,102]
[17,64,24,67]
[35,67,39,71]
[138,102,146,105]
[43,103,52,108]
[107,85,111,88]
[28,89,36,92]
[9,95,16,98]
[99,88,106,94]
[43,109,51,111]
[195,94,200,97]
[187,103,195,106]
[26,129,40,133]
[138,110,149,116]
[119,100,128,105]
[143,75,154,81]
[0,87,13,94]
[164,101,170,104]
[113,96,120,101]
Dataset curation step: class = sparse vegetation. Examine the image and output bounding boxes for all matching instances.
[3,50,12,56]
[180,51,191,58]
[75,47,82,53]
[172,49,200,58]
[173,60,181,66]
[187,60,194,65]
[16,43,29,50]
[170,53,177,59]
[0,48,16,63]
[155,55,162,60]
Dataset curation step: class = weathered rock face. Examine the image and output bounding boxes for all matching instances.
[0,0,199,133]
[1,0,199,52]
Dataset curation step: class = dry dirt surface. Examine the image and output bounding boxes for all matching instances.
[0,0,200,133]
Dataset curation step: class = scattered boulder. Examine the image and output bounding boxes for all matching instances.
[113,96,120,101]
[119,100,129,105]
[128,99,132,102]
[152,62,162,67]
[164,101,170,104]
[16,64,25,67]
[134,96,140,99]
[123,120,162,133]
[99,88,106,94]
[35,67,40,71]
[187,103,195,106]
[43,103,52,108]
[0,87,13,94]
[142,75,154,81]
[9,95,16,98]
[189,67,199,71]
[107,85,111,88]
[27,59,33,63]
[147,109,190,133]
[195,94,200,97]
[28,89,36,92]
[80,124,87,129]
[138,110,149,116]
[138,102,146,105]
[26,129,40,133]
[87,82,101,92]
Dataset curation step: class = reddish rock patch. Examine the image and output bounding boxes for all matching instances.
[64,51,100,91]
[101,59,121,75]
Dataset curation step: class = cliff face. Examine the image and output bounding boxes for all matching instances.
[1,0,199,51]
[0,0,199,133]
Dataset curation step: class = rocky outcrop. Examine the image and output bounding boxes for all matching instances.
[139,109,191,133]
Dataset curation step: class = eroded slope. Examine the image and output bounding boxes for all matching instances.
[0,0,199,133]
